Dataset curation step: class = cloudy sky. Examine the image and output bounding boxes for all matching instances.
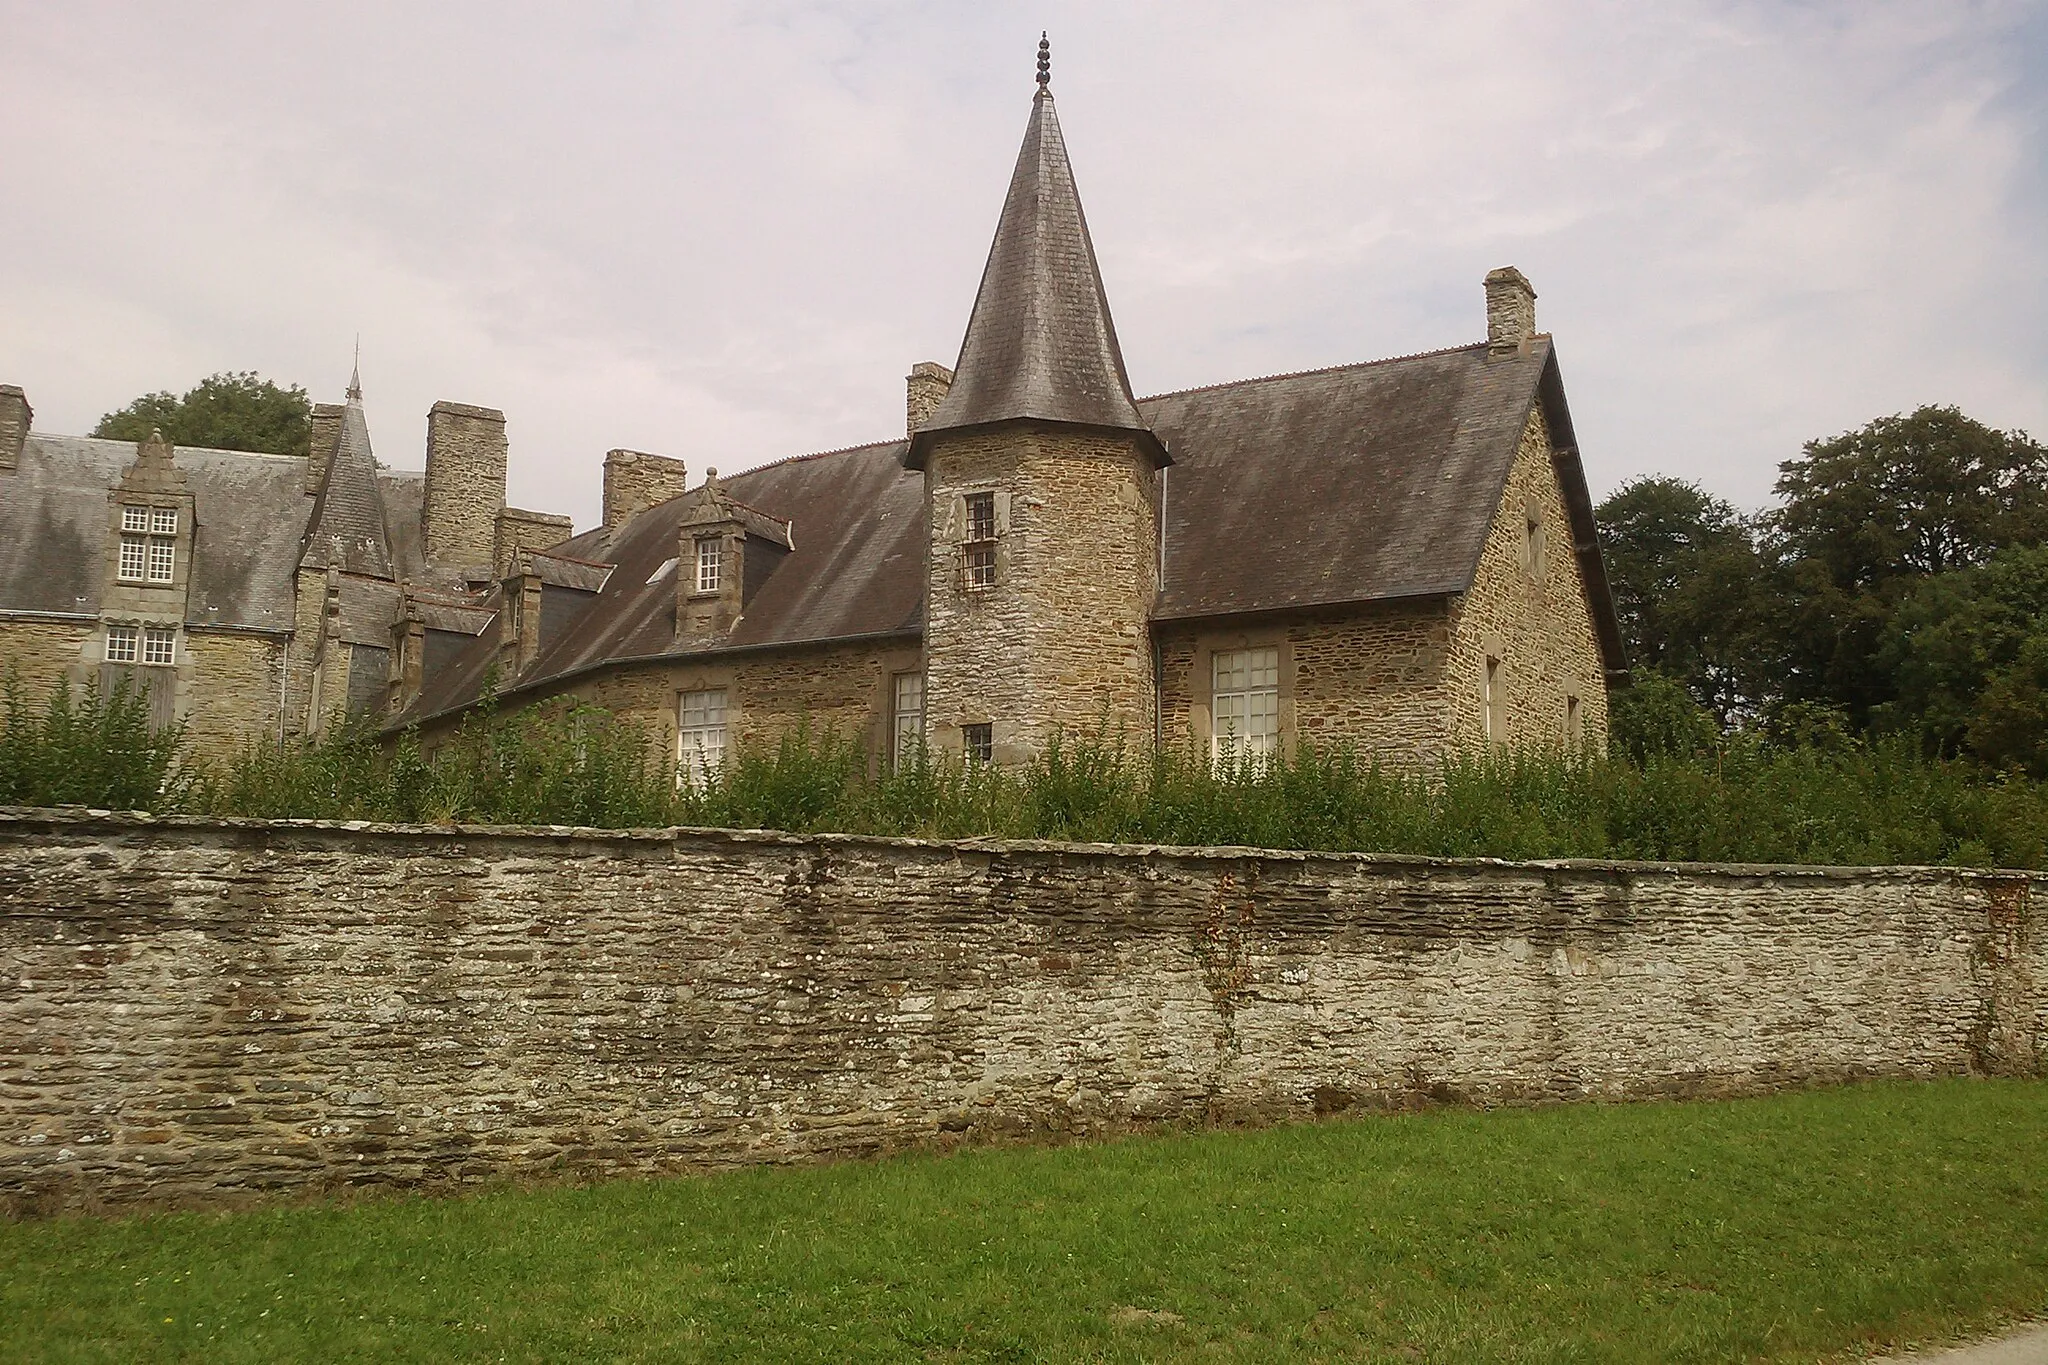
[5,2,2044,530]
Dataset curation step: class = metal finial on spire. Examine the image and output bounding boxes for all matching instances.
[1036,32,1049,91]
[347,335,363,402]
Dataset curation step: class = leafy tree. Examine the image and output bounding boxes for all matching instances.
[1594,477,1767,721]
[1879,544,2048,763]
[1764,406,2048,724]
[92,371,311,457]
[1968,634,2048,777]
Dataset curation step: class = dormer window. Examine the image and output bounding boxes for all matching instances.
[118,504,177,584]
[695,537,722,594]
[964,490,997,590]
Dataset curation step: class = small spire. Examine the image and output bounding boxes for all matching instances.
[347,335,362,402]
[1036,32,1050,92]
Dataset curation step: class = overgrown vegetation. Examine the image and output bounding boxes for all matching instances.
[5,668,2045,868]
[5,1079,2045,1363]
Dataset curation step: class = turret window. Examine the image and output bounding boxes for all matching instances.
[963,490,998,590]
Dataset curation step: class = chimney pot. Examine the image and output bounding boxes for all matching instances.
[1484,267,1538,355]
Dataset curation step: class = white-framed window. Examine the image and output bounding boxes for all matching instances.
[891,672,924,769]
[1483,656,1505,747]
[963,490,997,590]
[1212,647,1280,766]
[677,687,728,785]
[142,626,177,667]
[962,722,993,764]
[105,624,139,663]
[118,536,148,581]
[117,504,177,583]
[695,538,722,594]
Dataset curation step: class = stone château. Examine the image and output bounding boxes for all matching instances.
[0,52,1625,772]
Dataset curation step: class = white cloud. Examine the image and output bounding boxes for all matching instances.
[3,0,2041,529]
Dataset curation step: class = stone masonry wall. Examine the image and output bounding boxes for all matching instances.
[422,402,508,573]
[0,618,93,694]
[1,809,2040,1212]
[1448,403,1611,751]
[1158,600,1457,765]
[176,632,285,766]
[923,426,1157,763]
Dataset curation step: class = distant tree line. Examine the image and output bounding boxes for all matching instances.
[92,371,311,457]
[1599,404,2048,776]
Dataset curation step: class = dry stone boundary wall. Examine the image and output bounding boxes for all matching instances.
[0,808,2040,1213]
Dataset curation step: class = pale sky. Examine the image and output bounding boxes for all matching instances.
[5,2,2043,531]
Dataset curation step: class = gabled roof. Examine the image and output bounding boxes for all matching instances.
[0,433,309,631]
[908,86,1156,466]
[389,335,1627,727]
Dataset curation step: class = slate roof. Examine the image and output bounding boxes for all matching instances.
[300,398,393,578]
[909,89,1157,465]
[0,433,310,632]
[390,334,1627,727]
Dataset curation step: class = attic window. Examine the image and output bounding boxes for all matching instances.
[118,504,177,583]
[694,537,722,594]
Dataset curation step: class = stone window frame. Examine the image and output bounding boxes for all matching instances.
[1210,646,1282,769]
[115,501,181,586]
[1482,651,1507,748]
[891,671,925,770]
[1521,496,1548,584]
[947,487,1010,594]
[1188,628,1296,763]
[1565,690,1582,748]
[693,536,723,596]
[676,685,729,787]
[962,722,993,764]
[104,623,140,664]
[141,625,177,667]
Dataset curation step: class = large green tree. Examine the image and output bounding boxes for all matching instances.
[92,371,312,458]
[1878,544,2048,768]
[1764,406,2048,724]
[1594,476,1767,720]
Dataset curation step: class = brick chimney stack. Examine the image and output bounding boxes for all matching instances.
[1485,267,1538,355]
[0,384,30,472]
[906,362,954,436]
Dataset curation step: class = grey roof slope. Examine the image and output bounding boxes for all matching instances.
[1150,341,1548,617]
[910,88,1154,462]
[391,439,924,725]
[300,398,393,577]
[0,434,309,631]
[391,336,1626,727]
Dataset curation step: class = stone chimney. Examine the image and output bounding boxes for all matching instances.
[306,402,345,494]
[0,384,30,472]
[603,449,690,527]
[423,401,508,571]
[1485,267,1538,355]
[494,507,573,577]
[906,361,954,436]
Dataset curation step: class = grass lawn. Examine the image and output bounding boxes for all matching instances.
[2,1079,2044,1363]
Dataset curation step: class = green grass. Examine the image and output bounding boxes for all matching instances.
[4,1080,2044,1363]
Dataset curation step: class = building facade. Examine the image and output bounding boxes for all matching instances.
[0,60,1625,775]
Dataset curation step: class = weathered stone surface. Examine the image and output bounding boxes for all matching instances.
[2,809,2037,1213]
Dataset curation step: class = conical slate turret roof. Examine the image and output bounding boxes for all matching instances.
[300,381,393,577]
[911,76,1162,466]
